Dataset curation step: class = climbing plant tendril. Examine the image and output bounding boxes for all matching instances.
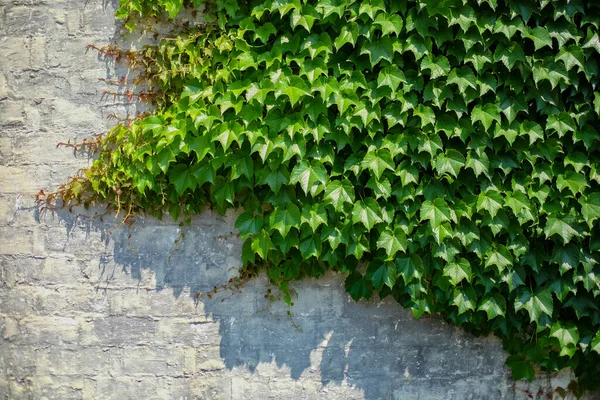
[46,0,600,393]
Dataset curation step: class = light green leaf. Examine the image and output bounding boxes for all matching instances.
[290,160,328,195]
[251,230,275,260]
[352,198,383,230]
[544,215,581,244]
[420,55,451,80]
[579,193,600,228]
[592,331,600,354]
[465,150,489,178]
[275,76,312,106]
[528,26,553,51]
[471,103,501,131]
[556,45,586,72]
[270,204,301,238]
[377,66,405,91]
[290,6,316,32]
[485,246,513,273]
[546,113,576,137]
[443,258,472,285]
[520,120,544,145]
[361,149,395,179]
[358,0,385,20]
[300,203,327,232]
[315,0,345,19]
[421,198,454,228]
[374,13,403,36]
[452,286,477,314]
[323,179,355,211]
[435,149,466,178]
[447,67,477,94]
[300,33,332,59]
[414,104,436,127]
[515,287,554,323]
[556,171,588,196]
[476,190,503,218]
[504,191,534,223]
[377,227,408,258]
[478,293,506,319]
[334,22,359,49]
[550,322,579,348]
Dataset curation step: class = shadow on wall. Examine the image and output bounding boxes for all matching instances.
[45,207,515,400]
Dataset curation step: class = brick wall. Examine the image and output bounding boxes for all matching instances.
[0,1,592,399]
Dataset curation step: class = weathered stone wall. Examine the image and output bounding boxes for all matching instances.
[0,1,595,399]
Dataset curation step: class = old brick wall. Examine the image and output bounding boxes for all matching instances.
[0,1,593,399]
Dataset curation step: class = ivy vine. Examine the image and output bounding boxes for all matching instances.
[44,0,600,393]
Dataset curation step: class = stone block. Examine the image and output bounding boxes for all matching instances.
[94,376,158,400]
[0,226,36,255]
[0,101,25,127]
[26,37,47,70]
[91,315,157,346]
[4,6,56,36]
[0,37,28,74]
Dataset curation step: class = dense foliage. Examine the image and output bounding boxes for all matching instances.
[55,0,600,391]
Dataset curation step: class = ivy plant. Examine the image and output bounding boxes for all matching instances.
[49,0,600,392]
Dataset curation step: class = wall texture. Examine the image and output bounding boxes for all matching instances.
[0,1,594,399]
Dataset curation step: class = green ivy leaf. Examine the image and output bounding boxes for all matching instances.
[471,103,501,131]
[528,26,553,51]
[452,286,477,314]
[396,253,424,284]
[170,164,197,195]
[345,271,373,301]
[290,160,328,195]
[514,287,554,324]
[506,355,535,382]
[544,215,581,244]
[275,76,312,107]
[361,149,395,179]
[235,212,263,237]
[352,198,383,230]
[421,198,454,228]
[443,258,472,285]
[420,55,451,80]
[592,331,600,355]
[556,45,586,72]
[377,226,408,258]
[556,171,588,196]
[323,179,355,211]
[447,67,477,94]
[270,204,301,238]
[550,322,579,348]
[334,21,359,49]
[478,293,507,319]
[476,190,503,218]
[368,260,397,290]
[374,13,403,36]
[435,149,466,178]
[579,193,600,228]
[485,246,513,273]
[377,66,405,91]
[360,36,395,68]
[251,229,276,260]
